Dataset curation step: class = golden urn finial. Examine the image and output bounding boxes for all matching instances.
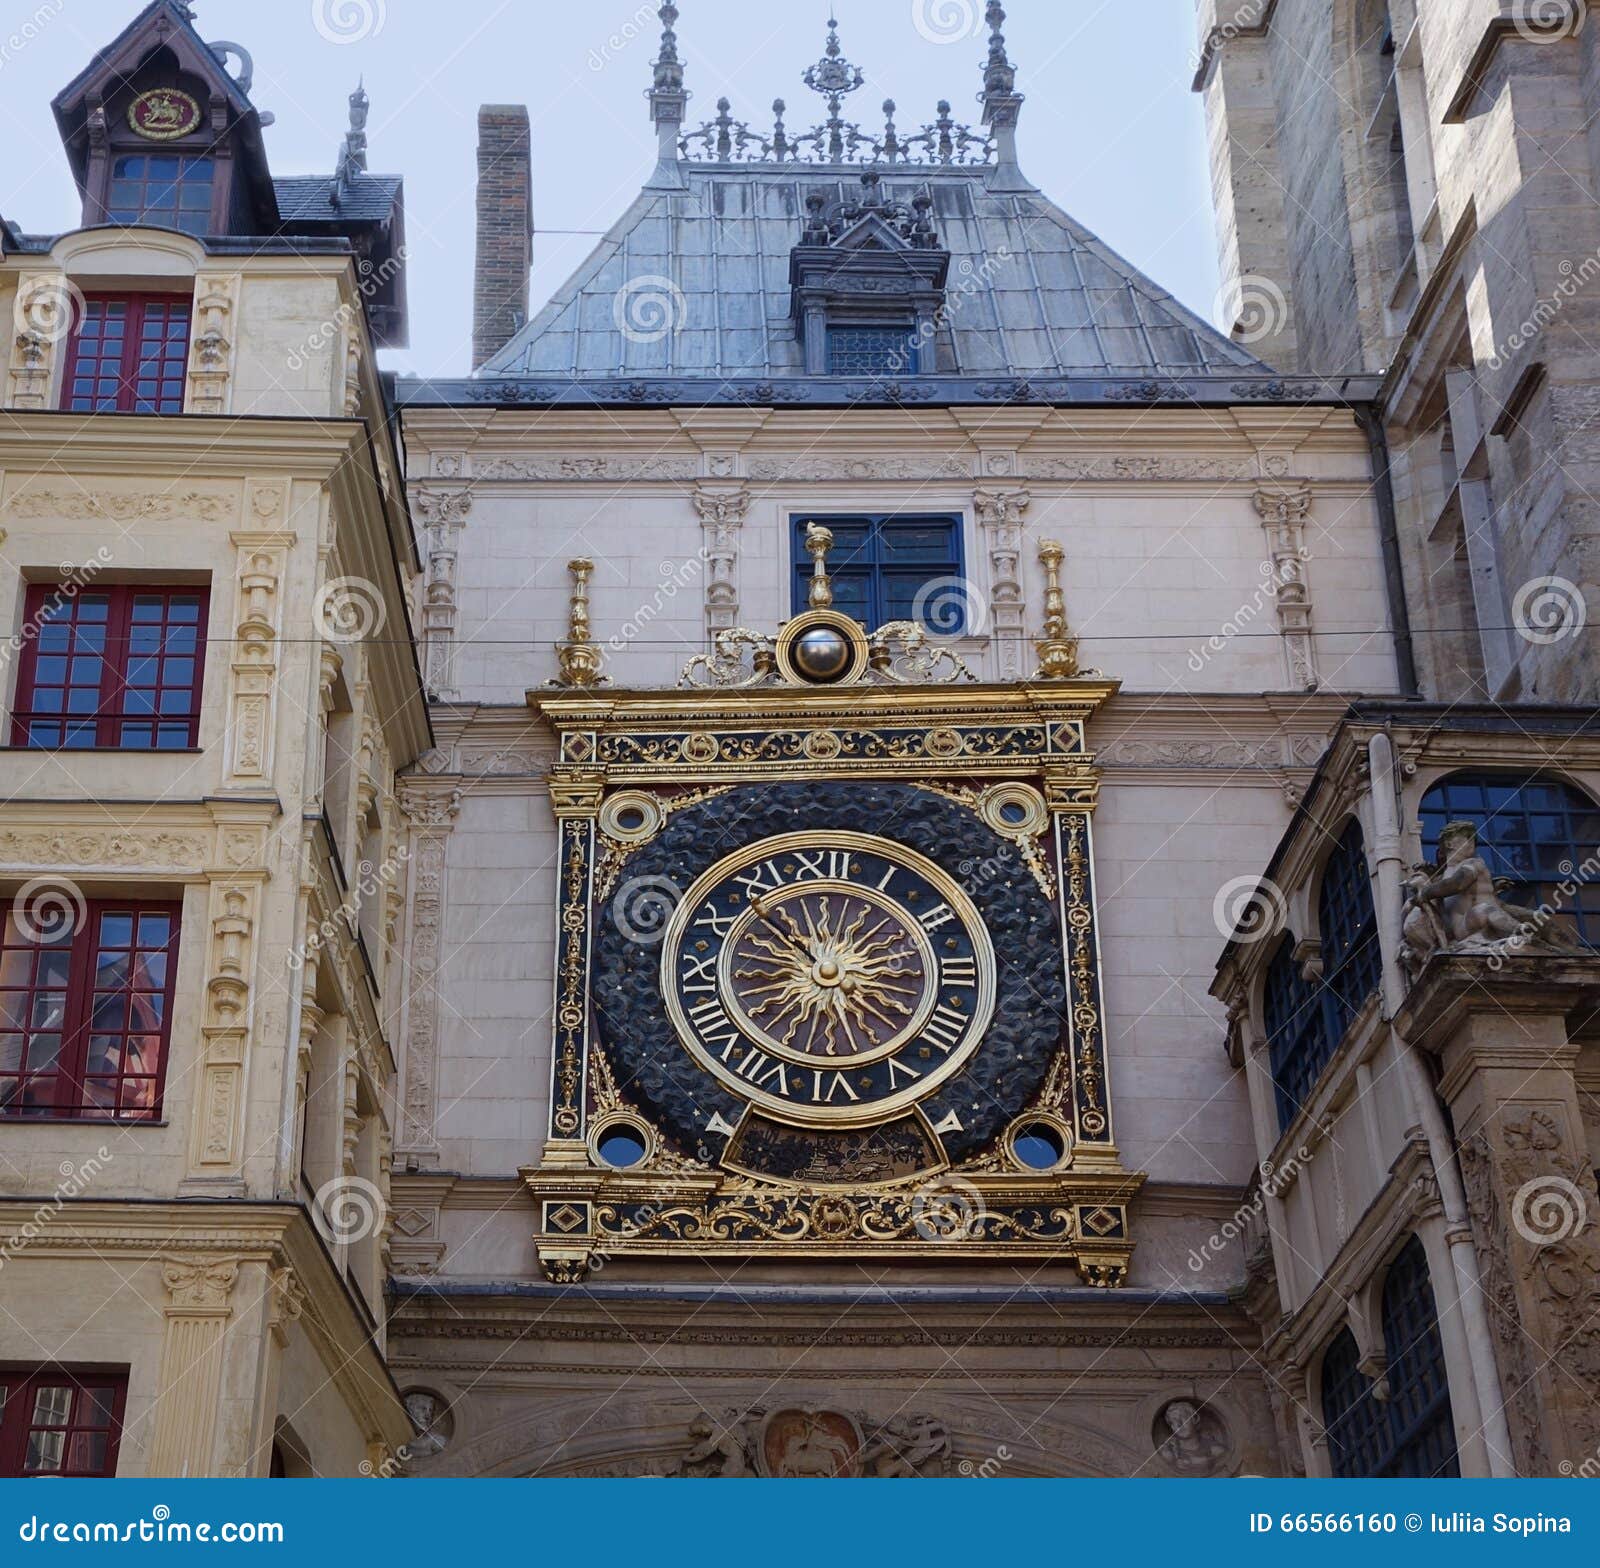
[804,522,835,609]
[552,557,609,687]
[1033,538,1081,680]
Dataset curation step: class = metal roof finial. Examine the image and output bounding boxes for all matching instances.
[652,1,683,92]
[648,1,691,182]
[980,0,1025,180]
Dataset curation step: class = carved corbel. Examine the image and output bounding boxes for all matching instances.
[1253,487,1318,691]
[974,486,1029,677]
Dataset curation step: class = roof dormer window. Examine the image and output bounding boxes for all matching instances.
[790,173,950,378]
[106,153,214,236]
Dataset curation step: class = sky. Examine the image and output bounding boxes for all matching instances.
[0,0,1225,378]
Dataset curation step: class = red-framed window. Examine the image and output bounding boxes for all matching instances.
[61,293,191,413]
[12,583,208,750]
[0,897,180,1120]
[0,1368,127,1477]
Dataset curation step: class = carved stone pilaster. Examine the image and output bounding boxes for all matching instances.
[974,486,1030,677]
[186,272,240,415]
[1253,487,1318,691]
[183,881,260,1192]
[413,488,472,699]
[146,1255,241,1477]
[394,781,462,1164]
[8,272,71,408]
[224,523,292,787]
[693,483,751,635]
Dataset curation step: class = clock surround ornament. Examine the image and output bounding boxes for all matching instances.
[523,538,1140,1284]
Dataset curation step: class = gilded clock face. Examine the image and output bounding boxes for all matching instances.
[662,832,995,1125]
[592,781,1067,1172]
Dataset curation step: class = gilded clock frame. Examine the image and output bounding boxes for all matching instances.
[523,677,1142,1286]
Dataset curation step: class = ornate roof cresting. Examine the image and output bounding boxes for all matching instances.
[669,10,996,167]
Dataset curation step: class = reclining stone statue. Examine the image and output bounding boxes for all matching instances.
[1399,819,1585,979]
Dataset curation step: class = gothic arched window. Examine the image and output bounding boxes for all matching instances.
[1419,773,1600,946]
[1380,1235,1459,1477]
[1320,1237,1459,1477]
[1264,823,1381,1132]
[1318,819,1381,1038]
[1264,933,1323,1132]
[1320,1328,1387,1478]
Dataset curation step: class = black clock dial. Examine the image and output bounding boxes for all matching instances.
[592,781,1067,1166]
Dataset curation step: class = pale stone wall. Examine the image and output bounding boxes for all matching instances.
[0,231,424,1476]
[394,399,1387,1303]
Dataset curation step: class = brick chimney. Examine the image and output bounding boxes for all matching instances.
[472,105,532,370]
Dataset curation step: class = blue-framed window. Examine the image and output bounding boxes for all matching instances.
[827,325,919,376]
[1419,773,1600,946]
[790,513,965,633]
[1321,1237,1459,1477]
[1263,933,1325,1132]
[1319,820,1382,1038]
[1380,1236,1459,1477]
[1264,823,1381,1132]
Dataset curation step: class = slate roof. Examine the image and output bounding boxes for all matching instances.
[274,173,404,225]
[484,165,1265,381]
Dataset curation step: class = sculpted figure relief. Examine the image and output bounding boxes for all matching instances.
[673,1406,951,1478]
[1154,1399,1229,1475]
[1400,820,1585,979]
